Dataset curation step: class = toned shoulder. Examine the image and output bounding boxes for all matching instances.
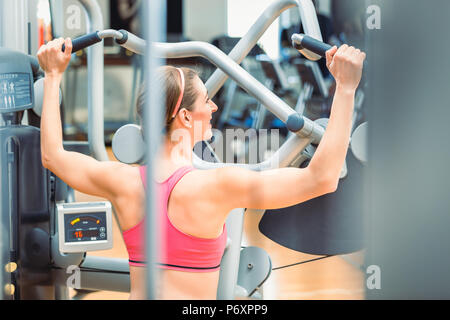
[178,168,215,188]
[174,167,230,199]
[170,167,244,223]
[107,163,144,197]
[180,166,258,208]
[108,164,145,230]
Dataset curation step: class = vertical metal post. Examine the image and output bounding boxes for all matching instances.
[216,208,245,299]
[0,7,4,291]
[0,2,3,295]
[26,0,40,56]
[365,0,450,299]
[0,0,3,47]
[0,0,29,52]
[77,0,108,161]
[143,0,166,300]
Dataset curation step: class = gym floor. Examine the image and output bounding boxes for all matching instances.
[71,148,365,300]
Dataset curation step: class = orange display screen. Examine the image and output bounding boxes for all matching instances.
[72,229,99,239]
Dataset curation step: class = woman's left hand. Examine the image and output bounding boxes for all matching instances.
[37,38,73,77]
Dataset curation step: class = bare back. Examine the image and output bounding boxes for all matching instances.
[115,165,228,300]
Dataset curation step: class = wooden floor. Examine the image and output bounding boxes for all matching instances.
[72,149,365,300]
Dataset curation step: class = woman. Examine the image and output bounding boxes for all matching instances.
[37,38,365,299]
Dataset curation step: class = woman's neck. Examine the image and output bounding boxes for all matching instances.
[159,135,193,167]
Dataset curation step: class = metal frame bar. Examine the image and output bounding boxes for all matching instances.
[0,126,6,299]
[151,41,324,144]
[142,0,166,300]
[0,0,29,52]
[79,256,130,292]
[205,0,322,99]
[192,131,313,171]
[0,0,3,47]
[78,0,108,161]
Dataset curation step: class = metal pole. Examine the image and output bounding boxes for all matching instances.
[143,0,166,300]
[0,0,3,47]
[0,30,5,295]
[77,0,108,161]
[0,0,28,52]
[153,42,294,122]
[206,0,297,98]
[151,41,324,142]
[205,0,322,99]
[0,0,3,298]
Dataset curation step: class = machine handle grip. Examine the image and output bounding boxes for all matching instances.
[62,31,102,53]
[291,33,332,58]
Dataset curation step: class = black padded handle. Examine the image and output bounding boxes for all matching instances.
[292,33,332,58]
[62,31,101,53]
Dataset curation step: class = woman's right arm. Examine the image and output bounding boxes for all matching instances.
[211,44,366,212]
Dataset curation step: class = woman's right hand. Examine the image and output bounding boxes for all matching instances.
[326,44,366,92]
[37,38,73,78]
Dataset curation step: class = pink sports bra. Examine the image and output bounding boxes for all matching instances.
[122,165,227,272]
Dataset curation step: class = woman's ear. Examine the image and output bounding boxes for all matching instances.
[179,108,192,128]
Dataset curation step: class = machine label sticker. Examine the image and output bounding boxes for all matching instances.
[0,73,31,110]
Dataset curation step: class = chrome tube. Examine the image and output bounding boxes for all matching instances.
[97,29,124,40]
[205,0,322,98]
[152,41,324,139]
[78,0,108,161]
[153,42,294,122]
[143,0,166,300]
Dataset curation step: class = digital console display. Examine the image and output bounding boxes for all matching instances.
[64,212,107,243]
